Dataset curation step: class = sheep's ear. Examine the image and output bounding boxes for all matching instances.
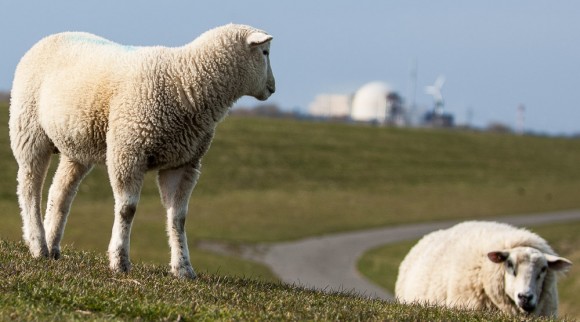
[545,254,572,272]
[247,32,272,47]
[488,251,509,263]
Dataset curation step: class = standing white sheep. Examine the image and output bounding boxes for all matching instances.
[9,24,275,279]
[395,221,571,316]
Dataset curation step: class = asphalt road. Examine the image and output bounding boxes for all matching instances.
[198,209,580,300]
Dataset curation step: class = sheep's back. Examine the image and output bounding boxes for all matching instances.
[15,32,133,83]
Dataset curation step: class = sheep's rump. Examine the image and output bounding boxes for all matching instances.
[11,32,144,163]
[395,221,553,307]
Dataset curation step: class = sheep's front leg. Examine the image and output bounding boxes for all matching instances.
[157,164,200,279]
[44,155,93,259]
[107,164,144,274]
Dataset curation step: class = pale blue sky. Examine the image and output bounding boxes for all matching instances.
[1,1,579,134]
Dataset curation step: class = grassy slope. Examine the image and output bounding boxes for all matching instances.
[358,221,580,319]
[0,240,555,321]
[2,101,580,274]
[2,100,578,320]
[192,116,580,242]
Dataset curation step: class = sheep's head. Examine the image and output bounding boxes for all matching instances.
[244,30,275,101]
[488,247,571,314]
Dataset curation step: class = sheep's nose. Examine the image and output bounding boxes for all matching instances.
[518,293,533,302]
[517,293,536,312]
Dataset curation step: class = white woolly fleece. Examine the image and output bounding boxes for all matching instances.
[9,24,275,278]
[395,221,570,317]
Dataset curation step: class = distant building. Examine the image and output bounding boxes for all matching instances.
[351,81,406,125]
[423,111,454,128]
[351,82,391,122]
[308,80,461,128]
[309,94,351,119]
[309,81,408,126]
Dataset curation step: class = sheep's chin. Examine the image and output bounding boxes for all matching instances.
[510,296,535,314]
[254,91,272,101]
[518,303,536,314]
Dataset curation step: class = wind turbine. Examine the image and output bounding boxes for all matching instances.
[425,75,445,115]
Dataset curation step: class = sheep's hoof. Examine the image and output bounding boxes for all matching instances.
[109,254,132,273]
[172,265,197,279]
[49,248,61,260]
[110,262,132,274]
[28,240,49,258]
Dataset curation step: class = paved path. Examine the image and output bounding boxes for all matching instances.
[198,209,580,300]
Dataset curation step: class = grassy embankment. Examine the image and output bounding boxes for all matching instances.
[1,100,580,277]
[2,100,579,319]
[0,101,580,254]
[0,239,560,321]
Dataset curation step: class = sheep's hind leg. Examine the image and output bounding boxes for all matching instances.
[44,155,93,259]
[157,164,200,279]
[15,149,52,258]
[11,112,53,258]
[107,164,144,274]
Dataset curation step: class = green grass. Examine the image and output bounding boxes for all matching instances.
[2,100,580,276]
[358,239,417,293]
[357,221,580,320]
[2,99,579,320]
[0,240,558,321]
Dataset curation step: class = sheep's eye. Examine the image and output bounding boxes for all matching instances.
[507,261,516,276]
[262,49,269,56]
[537,266,548,279]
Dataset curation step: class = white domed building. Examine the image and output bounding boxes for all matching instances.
[351,82,391,122]
[307,81,408,126]
[350,81,406,125]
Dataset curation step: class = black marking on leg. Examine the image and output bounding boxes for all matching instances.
[120,204,136,221]
[178,216,186,232]
[120,256,132,273]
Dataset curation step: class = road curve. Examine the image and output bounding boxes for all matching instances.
[198,209,580,300]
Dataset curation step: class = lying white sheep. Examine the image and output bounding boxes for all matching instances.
[395,221,571,316]
[9,24,275,278]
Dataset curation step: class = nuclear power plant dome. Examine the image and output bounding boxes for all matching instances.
[350,81,393,122]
